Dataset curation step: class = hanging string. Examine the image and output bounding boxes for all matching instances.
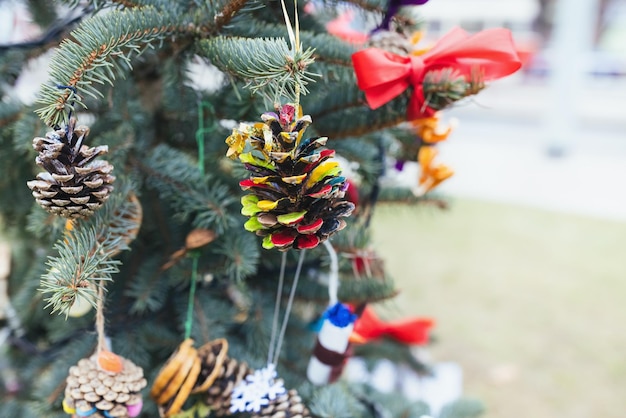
[267,251,288,365]
[181,101,214,340]
[183,253,200,340]
[279,0,302,112]
[95,284,106,353]
[323,240,339,306]
[271,249,306,366]
[266,0,306,367]
[196,101,215,177]
[293,0,301,113]
[231,250,305,414]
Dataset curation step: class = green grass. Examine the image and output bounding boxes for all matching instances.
[370,199,626,418]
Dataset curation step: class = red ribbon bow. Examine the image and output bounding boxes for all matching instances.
[352,27,522,120]
[352,306,434,345]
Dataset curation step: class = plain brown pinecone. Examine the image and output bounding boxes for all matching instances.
[27,118,114,219]
[204,357,252,415]
[195,339,252,416]
[251,388,312,418]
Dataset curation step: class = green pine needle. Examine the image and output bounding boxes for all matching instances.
[34,6,180,127]
[143,144,239,234]
[37,183,140,317]
[423,67,486,111]
[39,225,120,317]
[200,36,319,103]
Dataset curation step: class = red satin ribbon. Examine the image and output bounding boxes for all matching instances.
[352,27,522,120]
[352,306,434,345]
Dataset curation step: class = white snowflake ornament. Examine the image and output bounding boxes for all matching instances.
[230,364,286,413]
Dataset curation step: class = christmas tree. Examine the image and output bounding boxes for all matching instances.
[0,1,520,417]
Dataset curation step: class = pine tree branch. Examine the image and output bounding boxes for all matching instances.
[39,225,120,316]
[37,184,139,317]
[57,0,178,10]
[136,145,238,234]
[0,103,22,128]
[46,379,69,407]
[111,0,142,7]
[213,0,250,32]
[229,22,356,66]
[305,87,411,138]
[34,6,181,127]
[313,55,352,67]
[200,36,319,102]
[324,113,405,139]
[190,0,266,38]
[310,100,365,122]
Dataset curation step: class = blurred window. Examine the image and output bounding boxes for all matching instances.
[460,20,484,31]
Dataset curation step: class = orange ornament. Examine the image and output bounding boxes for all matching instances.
[416,146,454,195]
[411,114,455,144]
[97,350,124,373]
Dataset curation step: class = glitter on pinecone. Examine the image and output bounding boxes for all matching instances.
[27,118,115,219]
[251,388,311,418]
[62,353,146,418]
[226,104,354,251]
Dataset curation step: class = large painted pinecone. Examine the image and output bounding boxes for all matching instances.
[228,104,354,251]
[199,339,253,416]
[27,118,114,219]
[251,389,312,418]
[63,354,146,418]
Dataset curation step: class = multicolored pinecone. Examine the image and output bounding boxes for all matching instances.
[226,104,354,251]
[27,118,114,219]
[62,354,146,418]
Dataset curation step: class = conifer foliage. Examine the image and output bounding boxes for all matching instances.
[0,1,519,417]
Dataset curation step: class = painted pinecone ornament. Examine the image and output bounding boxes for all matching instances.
[62,354,146,418]
[27,118,114,219]
[226,104,354,251]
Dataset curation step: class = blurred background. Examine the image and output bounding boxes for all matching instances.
[1,0,625,417]
[422,0,626,219]
[372,0,626,417]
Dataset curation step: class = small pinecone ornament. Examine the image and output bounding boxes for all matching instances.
[62,351,146,418]
[251,389,311,418]
[366,30,412,56]
[151,339,202,417]
[27,118,114,219]
[197,339,253,416]
[226,104,354,251]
